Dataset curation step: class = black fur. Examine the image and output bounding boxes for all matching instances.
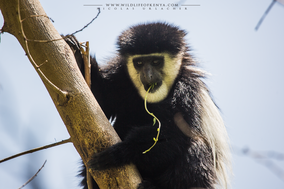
[118,22,187,55]
[67,22,221,189]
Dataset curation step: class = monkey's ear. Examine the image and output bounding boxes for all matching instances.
[62,34,85,77]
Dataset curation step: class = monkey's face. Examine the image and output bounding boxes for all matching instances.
[133,55,163,93]
[127,53,183,103]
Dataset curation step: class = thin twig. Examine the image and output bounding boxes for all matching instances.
[69,8,101,36]
[233,146,284,161]
[0,138,71,163]
[255,0,276,31]
[17,0,69,100]
[80,41,91,88]
[233,146,284,181]
[21,14,54,23]
[21,8,101,43]
[18,160,47,189]
[87,168,94,189]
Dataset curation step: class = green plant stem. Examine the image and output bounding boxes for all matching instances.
[143,85,161,154]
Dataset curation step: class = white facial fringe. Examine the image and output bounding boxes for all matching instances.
[127,53,182,103]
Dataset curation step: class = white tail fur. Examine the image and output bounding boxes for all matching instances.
[200,88,231,189]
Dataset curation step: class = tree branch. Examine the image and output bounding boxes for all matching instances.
[18,160,47,189]
[0,139,71,164]
[0,0,141,188]
[255,0,276,31]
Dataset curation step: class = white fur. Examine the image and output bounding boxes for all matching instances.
[127,53,183,103]
[199,88,231,189]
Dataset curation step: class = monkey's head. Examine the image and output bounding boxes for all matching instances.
[117,22,188,103]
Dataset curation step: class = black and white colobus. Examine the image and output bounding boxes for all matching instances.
[65,22,231,189]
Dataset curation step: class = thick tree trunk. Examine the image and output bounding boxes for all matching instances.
[0,0,141,188]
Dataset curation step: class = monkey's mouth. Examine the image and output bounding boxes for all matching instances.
[144,82,162,93]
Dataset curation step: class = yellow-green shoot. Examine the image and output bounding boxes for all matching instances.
[143,84,161,154]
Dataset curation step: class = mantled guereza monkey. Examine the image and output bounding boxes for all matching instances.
[65,22,231,189]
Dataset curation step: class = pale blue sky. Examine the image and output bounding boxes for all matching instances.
[0,0,284,188]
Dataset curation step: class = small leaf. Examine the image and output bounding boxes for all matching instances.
[153,118,156,126]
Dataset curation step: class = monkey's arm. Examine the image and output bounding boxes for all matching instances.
[64,35,116,119]
[87,124,188,170]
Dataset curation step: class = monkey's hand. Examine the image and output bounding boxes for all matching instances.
[63,34,99,78]
[87,126,159,170]
[87,125,174,171]
[87,142,131,170]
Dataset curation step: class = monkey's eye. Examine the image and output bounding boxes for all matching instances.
[133,59,144,68]
[152,59,162,66]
